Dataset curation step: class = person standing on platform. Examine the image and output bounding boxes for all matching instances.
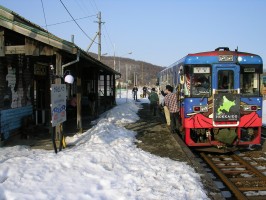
[159,90,171,126]
[69,94,77,109]
[132,85,138,101]
[142,86,147,98]
[148,88,159,116]
[164,85,180,133]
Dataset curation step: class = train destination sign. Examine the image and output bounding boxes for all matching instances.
[218,55,234,62]
[193,67,210,73]
[213,93,240,122]
[244,68,255,73]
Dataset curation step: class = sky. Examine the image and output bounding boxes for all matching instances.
[0,90,265,199]
[0,0,265,68]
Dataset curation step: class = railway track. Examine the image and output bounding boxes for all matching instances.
[200,151,266,200]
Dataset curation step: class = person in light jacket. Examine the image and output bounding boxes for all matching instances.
[148,88,159,116]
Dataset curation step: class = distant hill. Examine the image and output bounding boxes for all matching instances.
[88,52,165,88]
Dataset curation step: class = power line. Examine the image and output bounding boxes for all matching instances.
[79,0,114,55]
[59,0,98,44]
[40,0,51,46]
[40,0,48,31]
[43,15,97,27]
[103,24,114,53]
[77,0,115,55]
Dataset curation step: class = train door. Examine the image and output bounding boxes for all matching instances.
[212,64,240,126]
[212,64,240,90]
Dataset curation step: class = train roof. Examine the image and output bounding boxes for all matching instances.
[188,48,258,58]
[165,47,263,71]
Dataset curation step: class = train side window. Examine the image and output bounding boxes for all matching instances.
[184,71,191,95]
[240,73,260,96]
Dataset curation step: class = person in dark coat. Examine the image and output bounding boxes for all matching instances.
[142,86,147,98]
[132,85,138,100]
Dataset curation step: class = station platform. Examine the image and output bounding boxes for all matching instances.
[4,101,225,199]
[3,116,94,150]
[126,102,225,200]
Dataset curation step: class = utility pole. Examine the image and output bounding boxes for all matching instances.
[142,63,143,85]
[113,44,116,70]
[97,12,102,61]
[126,64,128,102]
[86,11,104,60]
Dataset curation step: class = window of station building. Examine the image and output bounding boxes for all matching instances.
[98,75,105,96]
[106,75,113,96]
[240,73,260,96]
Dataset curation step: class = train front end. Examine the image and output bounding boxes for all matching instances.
[180,47,263,150]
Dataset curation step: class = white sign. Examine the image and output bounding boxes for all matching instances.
[51,84,66,127]
[193,67,210,74]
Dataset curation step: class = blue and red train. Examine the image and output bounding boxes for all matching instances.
[158,47,263,151]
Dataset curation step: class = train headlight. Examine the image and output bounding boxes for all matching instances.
[193,105,208,113]
[242,105,258,111]
[238,56,243,62]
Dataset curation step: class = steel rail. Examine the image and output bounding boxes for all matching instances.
[231,154,266,178]
[200,153,248,200]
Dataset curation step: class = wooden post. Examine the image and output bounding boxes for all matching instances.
[55,53,62,141]
[76,63,82,132]
[0,30,5,57]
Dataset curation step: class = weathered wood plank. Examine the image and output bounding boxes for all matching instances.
[0,9,14,21]
[5,45,25,54]
[25,37,39,56]
[0,19,75,54]
[25,38,54,56]
[0,30,4,56]
[39,45,54,56]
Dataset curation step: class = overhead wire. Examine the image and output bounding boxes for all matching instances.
[43,15,97,27]
[70,0,115,55]
[91,0,99,12]
[75,0,92,16]
[59,0,98,44]
[103,24,114,53]
[79,0,114,54]
[40,0,52,48]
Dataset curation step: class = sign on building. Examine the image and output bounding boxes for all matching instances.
[51,84,66,127]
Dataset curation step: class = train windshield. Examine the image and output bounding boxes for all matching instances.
[240,73,260,96]
[190,73,211,96]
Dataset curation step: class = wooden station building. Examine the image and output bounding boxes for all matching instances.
[0,6,119,145]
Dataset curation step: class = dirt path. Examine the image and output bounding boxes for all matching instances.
[126,102,225,200]
[126,103,192,161]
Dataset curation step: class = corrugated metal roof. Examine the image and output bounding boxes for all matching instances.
[0,5,120,75]
[0,5,73,45]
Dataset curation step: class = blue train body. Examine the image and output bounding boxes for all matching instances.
[158,47,263,150]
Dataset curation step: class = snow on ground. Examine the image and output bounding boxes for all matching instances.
[0,91,209,200]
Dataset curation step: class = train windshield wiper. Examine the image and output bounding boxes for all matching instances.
[199,91,209,102]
